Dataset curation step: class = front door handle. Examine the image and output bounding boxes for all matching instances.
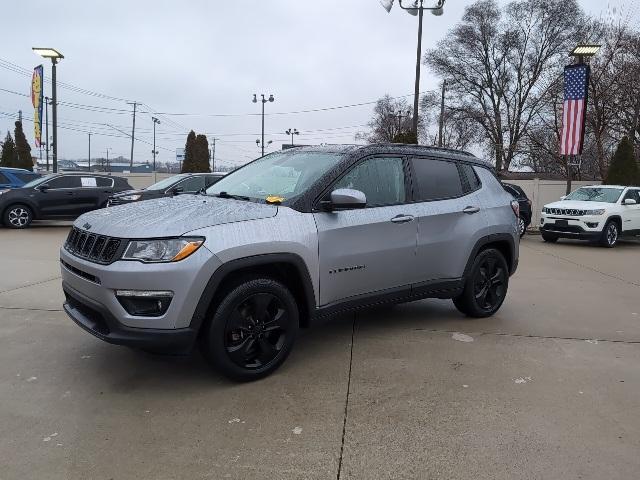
[391,214,414,224]
[64,192,74,196]
[463,206,480,214]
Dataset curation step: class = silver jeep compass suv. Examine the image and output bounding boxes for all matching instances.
[61,144,519,381]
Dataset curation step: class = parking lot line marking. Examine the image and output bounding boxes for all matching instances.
[0,276,62,294]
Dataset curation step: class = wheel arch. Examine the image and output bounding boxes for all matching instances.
[463,233,516,278]
[605,215,622,230]
[189,253,316,334]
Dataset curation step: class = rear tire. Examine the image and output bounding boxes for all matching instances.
[199,277,299,382]
[3,204,33,229]
[541,232,558,243]
[453,249,509,318]
[599,220,619,248]
[518,216,527,237]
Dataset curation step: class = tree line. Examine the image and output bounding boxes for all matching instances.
[360,0,640,185]
[0,121,34,171]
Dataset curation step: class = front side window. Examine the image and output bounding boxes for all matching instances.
[207,151,344,203]
[176,176,206,192]
[412,158,463,201]
[146,175,187,191]
[622,189,640,203]
[566,187,623,203]
[333,157,406,207]
[47,176,81,189]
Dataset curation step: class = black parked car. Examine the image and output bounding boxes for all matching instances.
[108,173,225,206]
[502,182,532,237]
[0,173,133,229]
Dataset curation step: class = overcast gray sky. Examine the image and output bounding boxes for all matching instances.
[1,0,636,168]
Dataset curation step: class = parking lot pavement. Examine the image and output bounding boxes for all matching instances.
[1,228,639,479]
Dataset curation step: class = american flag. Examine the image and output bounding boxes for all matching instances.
[559,64,590,156]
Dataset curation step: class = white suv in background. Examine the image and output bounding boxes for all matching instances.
[540,185,640,247]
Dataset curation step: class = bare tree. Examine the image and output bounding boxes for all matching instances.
[420,90,479,150]
[425,0,582,172]
[356,95,417,143]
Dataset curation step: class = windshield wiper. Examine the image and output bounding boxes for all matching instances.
[216,191,251,201]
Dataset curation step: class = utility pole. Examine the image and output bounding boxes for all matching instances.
[52,58,59,173]
[44,96,50,172]
[88,132,91,172]
[151,116,160,172]
[438,80,446,147]
[106,147,111,173]
[18,110,22,123]
[253,94,275,157]
[127,101,138,168]
[211,137,216,171]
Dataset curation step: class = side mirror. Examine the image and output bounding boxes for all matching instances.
[560,195,566,200]
[623,198,637,205]
[171,186,184,195]
[321,188,367,211]
[37,184,49,192]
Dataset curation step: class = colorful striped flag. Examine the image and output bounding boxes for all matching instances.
[559,64,590,156]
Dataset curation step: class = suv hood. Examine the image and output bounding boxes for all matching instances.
[75,195,278,238]
[544,200,612,210]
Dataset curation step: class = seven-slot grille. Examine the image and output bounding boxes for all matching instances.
[545,208,586,216]
[65,227,122,264]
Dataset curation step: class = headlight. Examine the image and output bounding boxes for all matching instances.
[0,189,8,195]
[120,194,142,201]
[542,207,548,213]
[122,237,204,263]
[584,209,605,215]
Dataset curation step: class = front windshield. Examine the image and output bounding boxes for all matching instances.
[206,151,344,202]
[22,174,54,188]
[146,175,186,191]
[565,187,623,203]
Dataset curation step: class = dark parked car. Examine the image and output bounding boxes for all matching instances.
[108,173,225,206]
[0,173,132,228]
[502,182,532,237]
[0,167,41,189]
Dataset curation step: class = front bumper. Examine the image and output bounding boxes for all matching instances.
[540,215,602,240]
[63,282,197,353]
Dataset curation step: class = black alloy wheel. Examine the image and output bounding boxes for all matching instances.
[200,277,298,381]
[518,216,526,237]
[453,249,509,318]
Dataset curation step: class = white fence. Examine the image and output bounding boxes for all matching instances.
[111,173,599,230]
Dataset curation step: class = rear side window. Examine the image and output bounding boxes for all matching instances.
[411,158,463,201]
[459,164,481,193]
[95,177,114,187]
[333,157,406,207]
[47,176,81,189]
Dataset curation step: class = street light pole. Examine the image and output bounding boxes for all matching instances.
[44,96,50,171]
[152,117,160,172]
[106,148,111,173]
[253,93,274,157]
[33,48,64,173]
[88,132,91,172]
[285,128,299,145]
[381,0,446,141]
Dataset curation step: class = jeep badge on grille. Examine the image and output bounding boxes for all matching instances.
[83,223,92,230]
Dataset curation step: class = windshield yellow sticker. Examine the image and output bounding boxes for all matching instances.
[266,195,284,204]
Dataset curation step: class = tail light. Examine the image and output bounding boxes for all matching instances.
[511,200,520,218]
[526,199,531,206]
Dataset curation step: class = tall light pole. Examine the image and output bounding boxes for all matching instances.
[44,96,50,171]
[152,116,160,172]
[210,137,217,171]
[32,48,63,173]
[106,147,112,173]
[380,0,446,140]
[128,101,138,168]
[253,93,274,157]
[285,128,299,145]
[88,132,91,172]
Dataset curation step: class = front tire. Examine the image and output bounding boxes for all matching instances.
[600,220,619,248]
[3,204,33,229]
[200,277,299,382]
[454,249,509,318]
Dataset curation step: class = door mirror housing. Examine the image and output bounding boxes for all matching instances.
[322,188,367,211]
[623,198,637,205]
[37,184,49,192]
[560,195,567,200]
[170,186,184,195]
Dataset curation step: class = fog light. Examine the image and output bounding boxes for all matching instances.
[586,222,599,228]
[115,290,173,317]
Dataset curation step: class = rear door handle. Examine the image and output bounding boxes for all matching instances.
[463,206,480,214]
[391,214,414,224]
[64,192,74,196]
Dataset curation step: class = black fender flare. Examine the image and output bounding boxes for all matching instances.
[463,233,517,278]
[188,253,316,333]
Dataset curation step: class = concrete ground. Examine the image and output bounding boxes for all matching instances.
[1,224,639,480]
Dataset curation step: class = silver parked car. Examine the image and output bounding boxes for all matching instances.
[60,144,520,381]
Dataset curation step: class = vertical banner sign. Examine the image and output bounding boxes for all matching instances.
[31,65,44,147]
[559,63,590,156]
